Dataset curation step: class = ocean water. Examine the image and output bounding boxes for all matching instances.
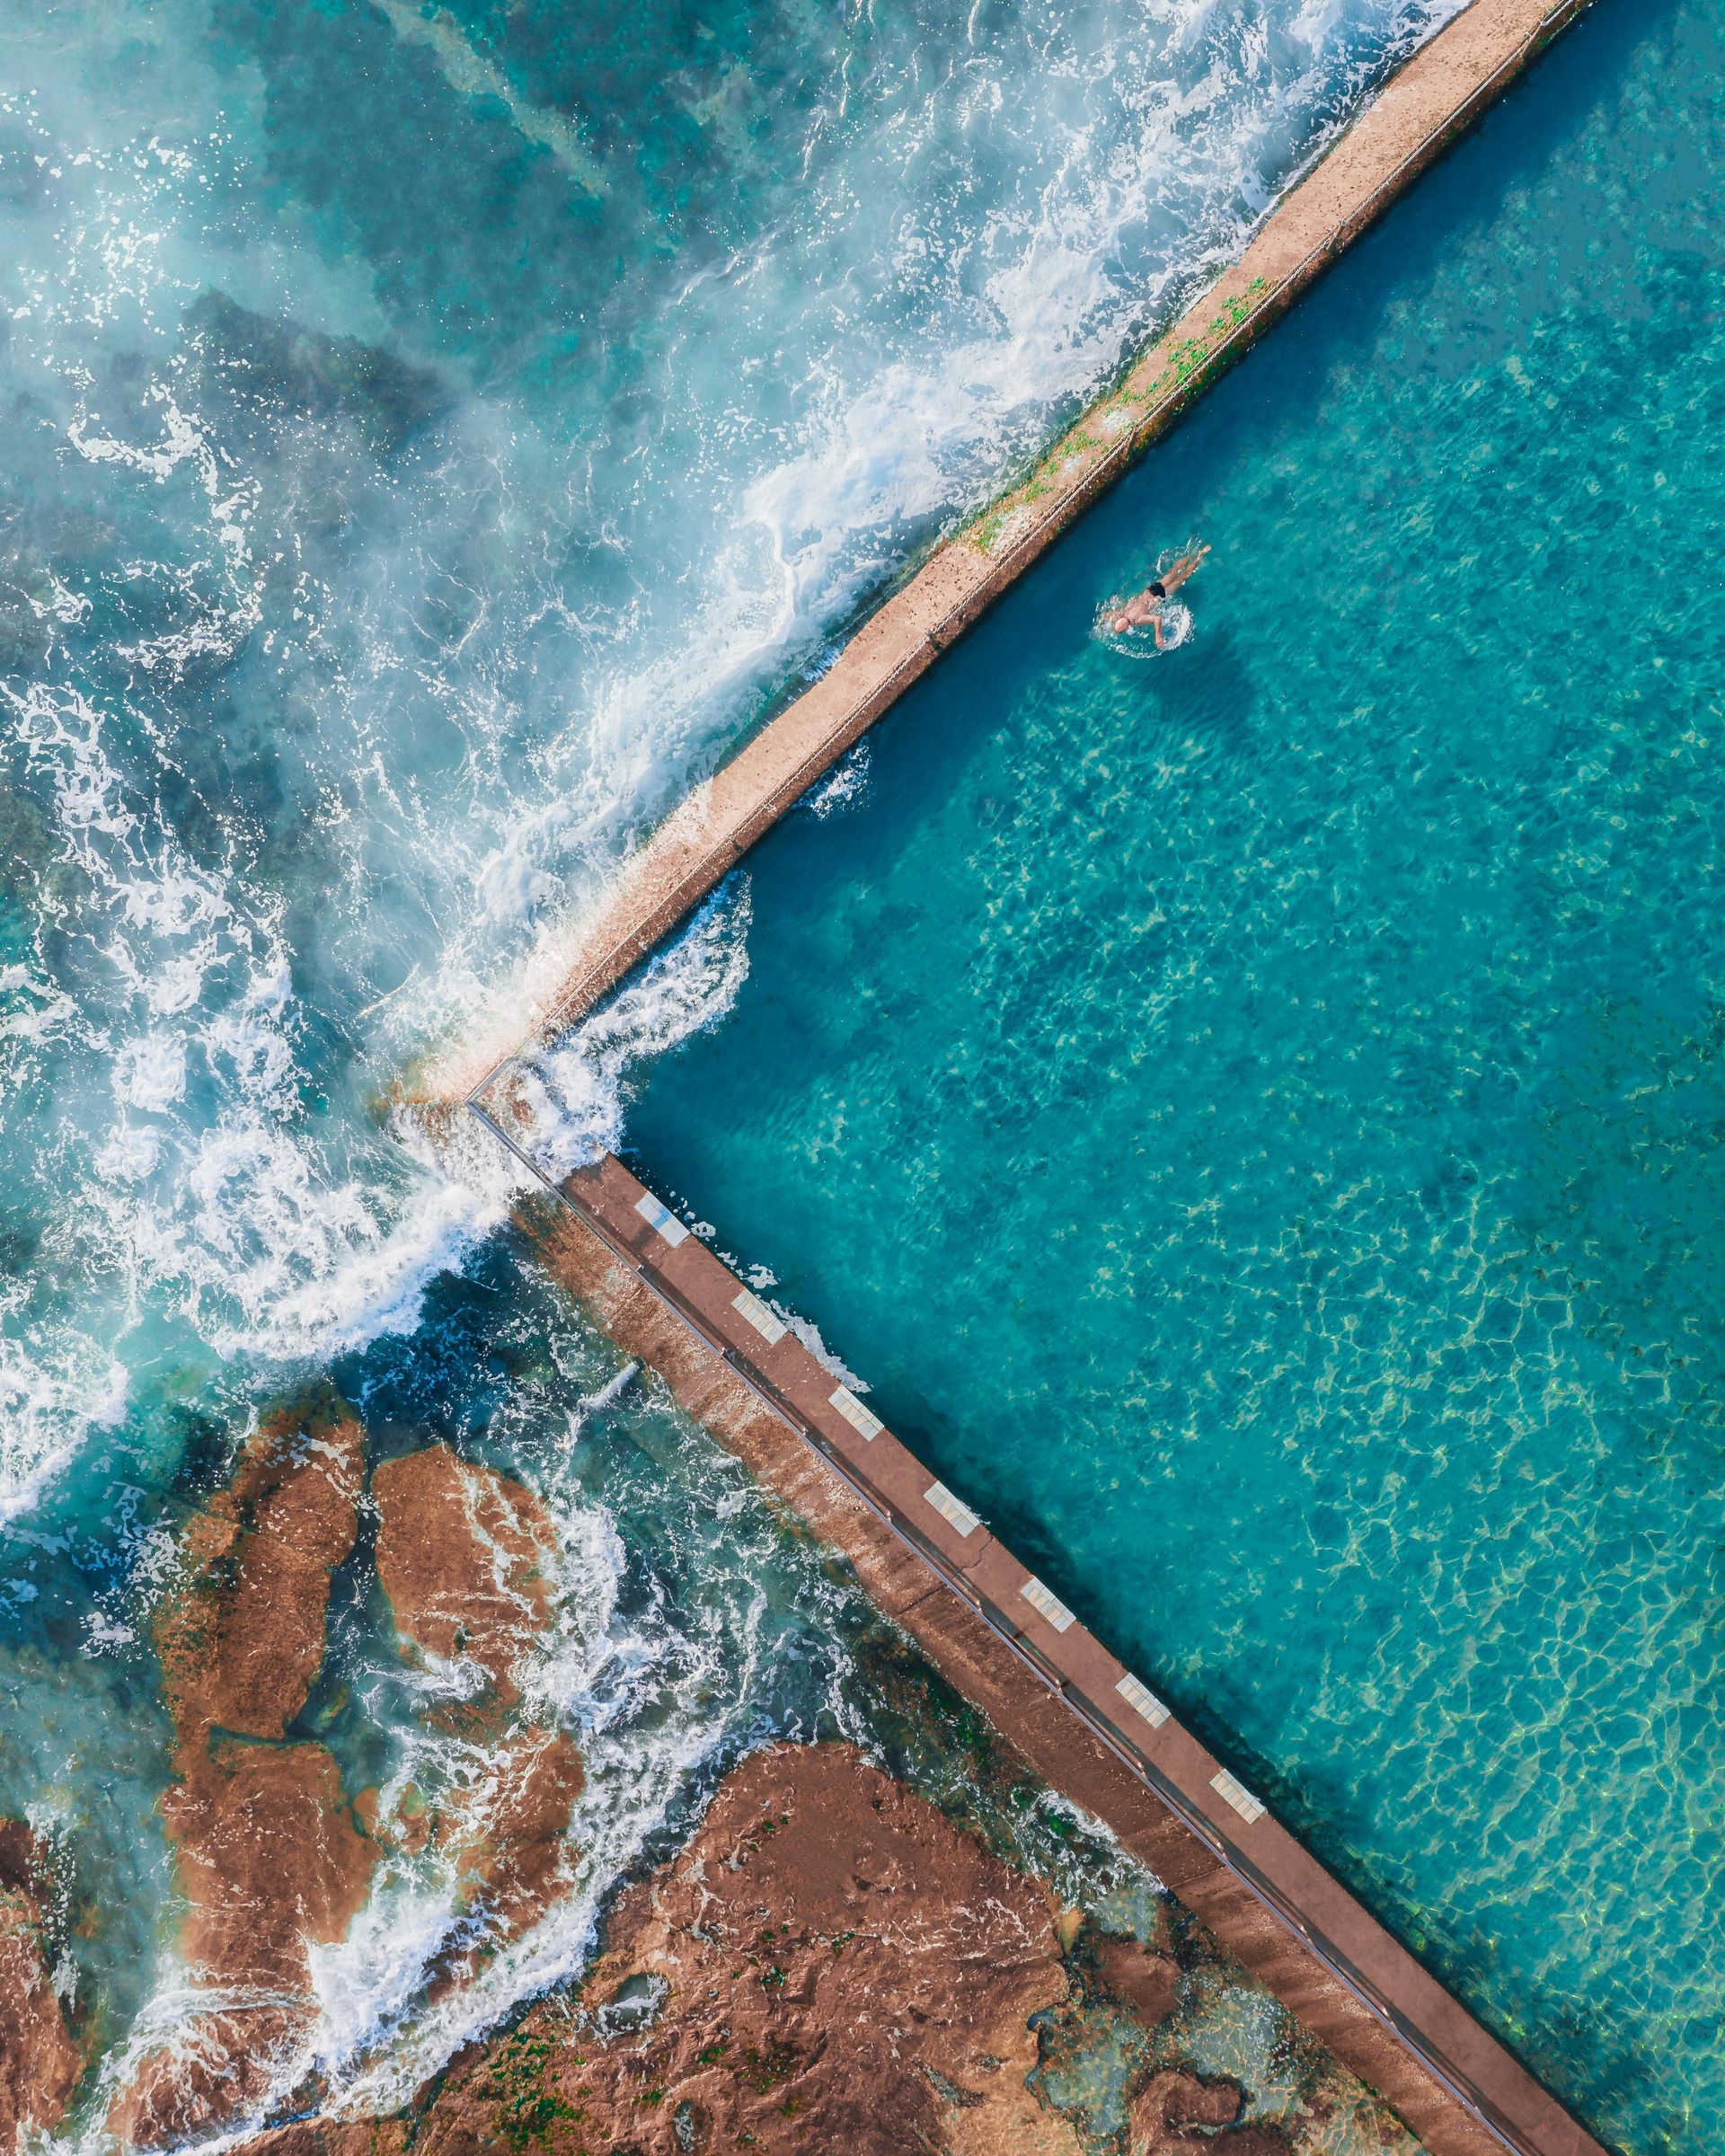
[0,0,1459,1519]
[0,0,1468,2138]
[621,5,1725,2152]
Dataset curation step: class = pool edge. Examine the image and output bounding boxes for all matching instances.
[502,1136,1617,2156]
[422,0,1602,1105]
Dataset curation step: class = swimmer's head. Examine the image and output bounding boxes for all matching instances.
[1109,612,1131,633]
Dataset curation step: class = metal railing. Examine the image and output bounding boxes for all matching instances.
[468,1090,1604,2156]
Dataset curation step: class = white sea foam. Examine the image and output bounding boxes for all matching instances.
[0,1307,128,1527]
[510,879,754,1179]
[800,739,871,820]
[0,0,1464,1518]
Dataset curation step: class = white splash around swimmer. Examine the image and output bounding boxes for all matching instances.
[1095,596,1194,659]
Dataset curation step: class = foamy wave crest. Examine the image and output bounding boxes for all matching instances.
[0,1311,128,1527]
[508,879,752,1180]
[0,668,534,1517]
[314,1465,776,2116]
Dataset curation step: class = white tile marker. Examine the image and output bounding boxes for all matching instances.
[924,1481,981,1537]
[1116,1671,1172,1729]
[730,1287,787,1346]
[1019,1575,1076,1633]
[633,1191,689,1247]
[1210,1769,1267,1825]
[828,1385,883,1441]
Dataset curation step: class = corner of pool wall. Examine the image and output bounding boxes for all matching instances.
[416,0,1601,1108]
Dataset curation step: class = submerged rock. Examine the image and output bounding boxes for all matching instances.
[1128,2066,1295,2156]
[184,292,448,458]
[0,1822,80,2154]
[370,1445,584,1988]
[1091,1932,1182,2027]
[114,1400,376,2149]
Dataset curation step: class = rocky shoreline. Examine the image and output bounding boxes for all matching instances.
[103,1402,593,2150]
[238,1742,1320,2156]
[14,1385,1423,2156]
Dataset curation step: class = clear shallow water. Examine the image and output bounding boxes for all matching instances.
[0,0,1455,1516]
[623,6,1725,2151]
[0,0,1464,2134]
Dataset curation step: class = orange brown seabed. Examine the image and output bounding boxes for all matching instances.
[370,1445,585,1992]
[111,1417,589,2149]
[410,0,1602,1110]
[509,1162,1614,2156]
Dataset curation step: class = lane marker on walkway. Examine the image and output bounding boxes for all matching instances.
[829,1384,883,1440]
[924,1480,982,1537]
[1020,1575,1077,1633]
[503,1142,1618,2156]
[634,1191,689,1246]
[1211,1769,1268,1825]
[730,1287,787,1345]
[1116,1671,1172,1729]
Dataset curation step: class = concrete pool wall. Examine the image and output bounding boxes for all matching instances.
[460,3,1623,2148]
[500,1138,1614,2156]
[431,0,1599,1105]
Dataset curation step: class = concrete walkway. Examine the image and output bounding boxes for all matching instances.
[500,1134,1614,2156]
[461,4,1622,2147]
[429,0,1598,1104]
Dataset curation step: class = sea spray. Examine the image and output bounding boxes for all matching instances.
[511,879,754,1179]
[4,0,1484,2137]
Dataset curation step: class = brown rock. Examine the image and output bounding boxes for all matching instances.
[164,1738,376,1992]
[119,1427,586,2149]
[369,1447,583,1987]
[115,2005,313,2154]
[1131,2067,1247,2152]
[0,1824,80,2152]
[114,1740,376,2149]
[1093,1934,1181,2026]
[200,2117,409,2156]
[115,1399,375,2149]
[373,1445,558,1703]
[460,1724,583,1931]
[157,1398,365,1744]
[411,1742,1082,2156]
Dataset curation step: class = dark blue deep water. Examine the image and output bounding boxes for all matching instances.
[1,0,1471,2141]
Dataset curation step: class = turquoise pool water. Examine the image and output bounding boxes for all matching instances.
[0,0,1446,1519]
[622,6,1725,2151]
[4,0,1469,2134]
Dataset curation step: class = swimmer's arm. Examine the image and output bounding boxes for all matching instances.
[1152,614,1166,649]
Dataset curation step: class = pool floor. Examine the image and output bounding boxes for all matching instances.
[622,4,1725,2151]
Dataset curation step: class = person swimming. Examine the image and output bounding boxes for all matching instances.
[1109,539,1210,648]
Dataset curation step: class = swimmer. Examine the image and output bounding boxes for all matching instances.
[1108,540,1210,647]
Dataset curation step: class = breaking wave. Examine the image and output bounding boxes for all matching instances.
[0,0,1461,1511]
[513,879,754,1179]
